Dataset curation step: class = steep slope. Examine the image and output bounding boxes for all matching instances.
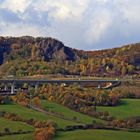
[0,36,78,63]
[85,43,140,76]
[0,36,140,77]
[87,43,140,66]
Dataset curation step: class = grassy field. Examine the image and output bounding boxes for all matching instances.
[54,130,140,140]
[0,134,33,140]
[0,118,33,132]
[97,99,140,119]
[0,129,140,140]
[41,100,105,124]
[0,104,80,128]
[0,99,140,140]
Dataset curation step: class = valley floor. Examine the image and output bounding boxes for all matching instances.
[54,129,140,140]
[97,99,140,119]
[0,99,140,140]
[0,130,140,140]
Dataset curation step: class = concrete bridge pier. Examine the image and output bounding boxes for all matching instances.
[11,83,15,94]
[4,84,8,91]
[35,83,39,93]
[97,84,101,89]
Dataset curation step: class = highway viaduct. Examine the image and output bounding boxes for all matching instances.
[0,79,121,95]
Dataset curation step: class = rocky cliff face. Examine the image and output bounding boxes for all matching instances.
[0,36,140,77]
[0,36,78,64]
[0,36,140,70]
[0,37,11,64]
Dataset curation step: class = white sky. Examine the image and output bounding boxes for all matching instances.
[0,0,140,50]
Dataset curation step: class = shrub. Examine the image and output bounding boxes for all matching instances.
[34,124,55,140]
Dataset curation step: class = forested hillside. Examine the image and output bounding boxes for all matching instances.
[0,36,140,77]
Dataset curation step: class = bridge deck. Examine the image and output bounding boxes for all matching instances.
[0,79,120,84]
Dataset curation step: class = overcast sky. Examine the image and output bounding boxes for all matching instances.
[0,0,140,50]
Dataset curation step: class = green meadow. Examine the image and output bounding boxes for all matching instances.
[0,134,33,140]
[54,129,140,140]
[0,118,33,132]
[41,100,105,124]
[0,99,140,140]
[0,104,79,128]
[97,99,140,119]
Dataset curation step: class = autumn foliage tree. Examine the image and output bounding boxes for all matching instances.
[31,97,41,107]
[34,123,55,140]
[11,92,29,106]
